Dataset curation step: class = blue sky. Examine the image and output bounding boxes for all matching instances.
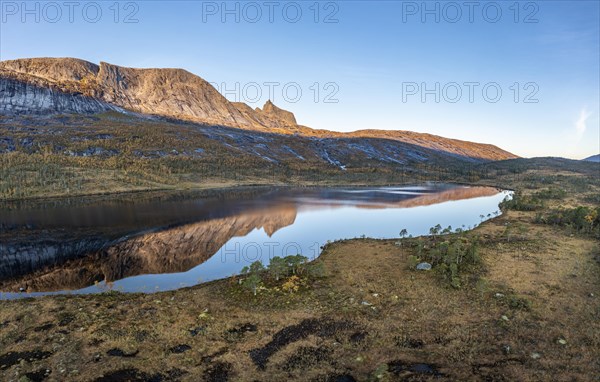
[1,1,599,159]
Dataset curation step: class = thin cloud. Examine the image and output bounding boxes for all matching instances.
[575,108,592,140]
[564,108,594,159]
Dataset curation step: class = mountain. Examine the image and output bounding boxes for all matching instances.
[583,154,600,162]
[0,58,306,133]
[0,57,517,163]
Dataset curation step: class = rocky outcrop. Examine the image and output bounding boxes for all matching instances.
[0,77,121,114]
[232,101,297,130]
[94,62,254,128]
[260,100,297,126]
[0,57,99,82]
[0,58,284,130]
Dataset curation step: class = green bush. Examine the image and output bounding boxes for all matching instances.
[507,295,532,311]
[411,230,481,288]
[499,192,544,212]
[267,257,288,281]
[241,261,265,296]
[535,206,600,237]
[407,255,420,270]
[533,187,566,200]
[239,255,325,297]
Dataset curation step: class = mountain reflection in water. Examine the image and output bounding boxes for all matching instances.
[0,185,510,297]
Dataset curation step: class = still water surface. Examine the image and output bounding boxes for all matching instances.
[0,185,511,298]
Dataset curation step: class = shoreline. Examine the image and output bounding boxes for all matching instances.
[0,179,509,206]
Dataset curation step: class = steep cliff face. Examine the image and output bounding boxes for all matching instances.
[0,58,292,130]
[95,62,254,128]
[0,77,121,114]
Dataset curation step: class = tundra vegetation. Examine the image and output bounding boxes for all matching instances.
[3,113,596,201]
[0,154,598,381]
[406,228,481,289]
[238,256,325,297]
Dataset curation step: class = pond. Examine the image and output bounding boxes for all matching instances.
[0,184,511,298]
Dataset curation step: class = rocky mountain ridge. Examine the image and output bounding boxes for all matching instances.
[0,57,518,162]
[0,58,298,131]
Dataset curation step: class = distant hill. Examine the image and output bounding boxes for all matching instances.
[583,154,600,162]
[0,57,517,163]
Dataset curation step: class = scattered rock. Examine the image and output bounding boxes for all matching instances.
[65,147,119,157]
[531,352,541,359]
[416,262,432,271]
[557,339,567,345]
